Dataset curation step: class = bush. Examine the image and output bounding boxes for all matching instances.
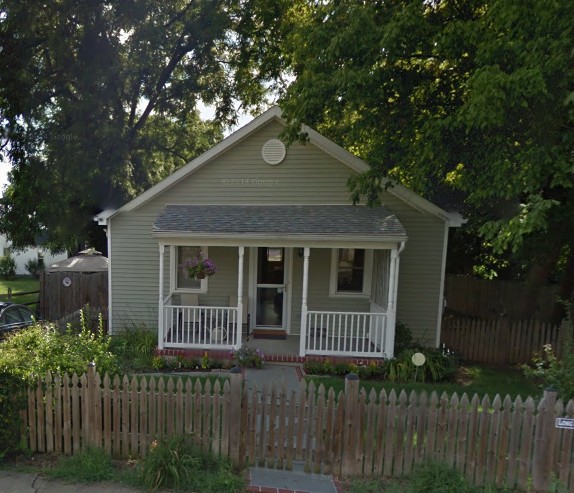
[230,344,265,368]
[0,322,118,383]
[24,258,43,278]
[394,320,414,354]
[523,337,574,401]
[0,372,26,459]
[133,436,244,493]
[0,255,16,280]
[110,322,157,371]
[386,348,456,384]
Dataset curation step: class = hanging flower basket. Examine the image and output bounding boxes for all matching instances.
[185,251,217,280]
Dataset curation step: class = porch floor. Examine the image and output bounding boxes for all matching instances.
[245,335,299,356]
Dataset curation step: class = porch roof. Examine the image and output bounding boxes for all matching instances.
[152,205,407,244]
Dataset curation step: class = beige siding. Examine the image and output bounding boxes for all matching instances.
[110,119,447,346]
[379,192,446,345]
[110,120,359,331]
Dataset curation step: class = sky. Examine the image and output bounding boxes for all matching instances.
[0,103,254,195]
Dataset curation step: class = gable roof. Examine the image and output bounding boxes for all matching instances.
[102,106,463,227]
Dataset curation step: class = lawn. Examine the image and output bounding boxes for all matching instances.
[0,278,40,310]
[306,363,540,401]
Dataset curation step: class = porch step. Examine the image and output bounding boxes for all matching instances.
[252,329,287,340]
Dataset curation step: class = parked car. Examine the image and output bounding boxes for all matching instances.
[0,302,36,336]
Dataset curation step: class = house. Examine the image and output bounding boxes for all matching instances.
[96,107,463,360]
[0,234,67,276]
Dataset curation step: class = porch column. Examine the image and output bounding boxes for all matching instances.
[236,246,244,349]
[158,244,165,350]
[299,247,310,357]
[385,244,402,357]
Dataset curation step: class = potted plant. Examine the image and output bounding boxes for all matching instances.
[185,251,217,279]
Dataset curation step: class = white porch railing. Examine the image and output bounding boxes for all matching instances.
[163,305,239,349]
[305,310,388,358]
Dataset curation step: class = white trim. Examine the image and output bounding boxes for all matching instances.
[329,248,373,298]
[158,244,165,350]
[236,246,244,349]
[108,105,461,226]
[155,234,406,249]
[251,246,290,330]
[106,221,113,335]
[248,247,257,332]
[299,247,310,357]
[285,248,293,334]
[170,245,209,294]
[435,223,450,348]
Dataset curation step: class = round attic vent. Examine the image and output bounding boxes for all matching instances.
[262,138,286,165]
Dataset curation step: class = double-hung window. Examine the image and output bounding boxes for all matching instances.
[329,248,372,297]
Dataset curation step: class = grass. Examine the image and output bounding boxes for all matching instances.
[38,439,246,493]
[0,277,40,310]
[306,363,540,401]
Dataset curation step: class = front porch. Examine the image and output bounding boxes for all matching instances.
[154,205,407,360]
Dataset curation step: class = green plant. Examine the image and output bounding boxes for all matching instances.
[230,344,264,368]
[0,371,26,459]
[46,446,115,482]
[133,435,244,492]
[0,321,118,383]
[152,356,166,370]
[110,321,157,371]
[24,258,43,278]
[394,320,414,354]
[387,348,456,384]
[523,338,574,401]
[0,255,16,280]
[407,462,475,492]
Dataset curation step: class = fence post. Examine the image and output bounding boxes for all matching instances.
[342,373,360,476]
[7,287,12,300]
[532,388,557,492]
[85,363,97,448]
[228,367,243,466]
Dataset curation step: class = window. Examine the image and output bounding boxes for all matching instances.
[174,246,207,292]
[330,248,372,297]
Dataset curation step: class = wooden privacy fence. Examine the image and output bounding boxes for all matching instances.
[24,366,574,492]
[444,275,559,322]
[441,316,566,364]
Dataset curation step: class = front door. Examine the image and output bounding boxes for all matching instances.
[255,247,286,329]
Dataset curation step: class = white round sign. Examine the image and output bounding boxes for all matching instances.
[62,276,72,287]
[411,352,426,366]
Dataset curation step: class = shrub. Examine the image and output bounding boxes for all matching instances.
[0,371,26,459]
[523,337,574,401]
[110,321,157,371]
[134,436,244,493]
[0,322,118,383]
[0,255,16,280]
[394,320,414,354]
[25,258,43,278]
[230,344,265,368]
[387,348,456,384]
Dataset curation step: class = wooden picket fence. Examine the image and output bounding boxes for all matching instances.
[441,316,566,364]
[23,366,574,492]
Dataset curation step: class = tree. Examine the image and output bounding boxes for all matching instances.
[265,0,574,318]
[0,0,280,252]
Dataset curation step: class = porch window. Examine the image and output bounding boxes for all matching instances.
[330,248,372,297]
[173,246,207,292]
